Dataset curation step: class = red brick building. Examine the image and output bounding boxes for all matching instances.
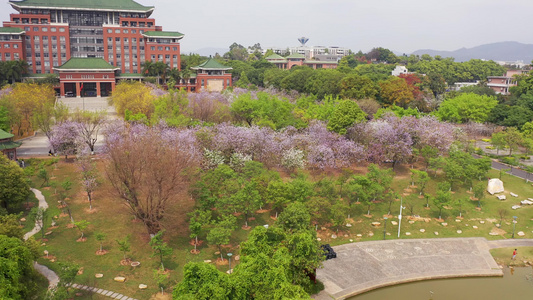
[54,57,117,97]
[0,0,183,73]
[191,58,232,92]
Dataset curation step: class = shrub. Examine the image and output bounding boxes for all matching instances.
[482,138,491,143]
[500,156,518,166]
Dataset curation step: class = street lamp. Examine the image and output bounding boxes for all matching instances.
[512,216,517,238]
[383,217,388,240]
[227,252,233,274]
[398,198,405,238]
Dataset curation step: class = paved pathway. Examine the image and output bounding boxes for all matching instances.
[314,237,533,300]
[25,189,138,300]
[25,188,59,288]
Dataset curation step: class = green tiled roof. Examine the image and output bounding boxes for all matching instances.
[0,27,25,34]
[55,58,118,70]
[191,58,232,70]
[0,129,14,140]
[142,31,184,38]
[0,141,22,150]
[265,54,284,60]
[286,53,305,59]
[9,0,154,12]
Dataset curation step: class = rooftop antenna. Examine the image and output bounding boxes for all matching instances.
[298,37,309,47]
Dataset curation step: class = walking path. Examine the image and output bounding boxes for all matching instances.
[25,188,138,300]
[25,188,59,288]
[314,237,533,300]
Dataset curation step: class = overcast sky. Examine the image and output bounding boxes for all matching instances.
[2,0,532,54]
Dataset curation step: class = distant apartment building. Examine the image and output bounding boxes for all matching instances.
[265,53,338,69]
[391,65,415,76]
[487,70,529,95]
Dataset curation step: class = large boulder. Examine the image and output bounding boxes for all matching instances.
[487,178,504,195]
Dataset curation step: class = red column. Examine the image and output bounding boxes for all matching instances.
[96,82,101,97]
[76,82,81,97]
[60,82,65,97]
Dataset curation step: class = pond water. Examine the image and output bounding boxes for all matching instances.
[349,267,533,300]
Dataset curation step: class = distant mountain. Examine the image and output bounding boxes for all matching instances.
[411,41,533,63]
[186,47,228,57]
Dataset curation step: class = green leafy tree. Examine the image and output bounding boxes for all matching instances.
[74,220,90,240]
[502,127,523,156]
[434,182,451,220]
[188,209,211,253]
[339,74,379,99]
[150,230,173,270]
[473,182,485,208]
[437,93,498,123]
[0,214,24,238]
[29,207,47,239]
[0,234,40,300]
[276,202,311,233]
[0,154,30,213]
[116,236,131,260]
[95,232,106,252]
[491,131,506,155]
[37,166,49,187]
[207,224,232,261]
[327,99,366,134]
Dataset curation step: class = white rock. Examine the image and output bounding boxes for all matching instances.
[114,277,126,282]
[408,220,415,224]
[434,232,439,235]
[349,239,353,242]
[368,232,374,237]
[510,192,518,197]
[356,234,362,237]
[346,223,352,227]
[95,274,103,278]
[331,234,337,239]
[441,223,448,226]
[473,226,478,229]
[139,284,147,290]
[391,221,398,226]
[520,199,533,205]
[517,231,525,237]
[420,229,425,233]
[371,222,381,226]
[497,195,506,200]
[457,230,462,234]
[512,205,521,210]
[203,260,212,263]
[405,232,411,236]
[480,221,485,224]
[316,238,322,241]
[455,219,461,222]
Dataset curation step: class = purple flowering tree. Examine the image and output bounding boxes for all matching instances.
[49,121,81,160]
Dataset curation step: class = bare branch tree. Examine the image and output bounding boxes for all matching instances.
[104,124,198,234]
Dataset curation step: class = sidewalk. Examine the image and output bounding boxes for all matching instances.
[315,237,533,299]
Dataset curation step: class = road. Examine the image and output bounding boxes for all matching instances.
[17,97,113,157]
[474,154,533,181]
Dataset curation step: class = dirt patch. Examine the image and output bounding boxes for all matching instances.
[76,237,87,242]
[120,259,132,266]
[255,209,269,214]
[84,207,97,214]
[490,227,507,236]
[189,239,204,247]
[241,225,251,230]
[150,292,171,300]
[95,250,108,256]
[215,258,228,266]
[190,249,200,254]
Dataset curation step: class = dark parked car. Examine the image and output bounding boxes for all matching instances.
[320,244,337,260]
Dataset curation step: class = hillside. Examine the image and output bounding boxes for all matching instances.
[412,41,533,63]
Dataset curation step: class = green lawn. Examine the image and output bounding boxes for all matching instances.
[23,159,533,299]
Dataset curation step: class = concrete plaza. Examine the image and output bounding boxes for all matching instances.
[315,237,533,300]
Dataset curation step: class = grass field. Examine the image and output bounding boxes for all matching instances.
[23,157,533,299]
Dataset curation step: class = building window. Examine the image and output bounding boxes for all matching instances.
[33,27,39,31]
[51,27,56,32]
[165,54,170,59]
[107,29,112,33]
[59,27,65,32]
[60,36,65,41]
[173,47,177,51]
[158,46,163,51]
[24,26,30,31]
[131,29,136,34]
[42,27,48,32]
[43,36,48,40]
[123,29,128,33]
[150,46,155,50]
[4,44,10,49]
[115,29,120,33]
[52,36,57,41]
[115,37,120,42]
[14,44,18,49]
[165,47,170,51]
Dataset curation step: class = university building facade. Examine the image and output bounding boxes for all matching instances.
[0,0,231,96]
